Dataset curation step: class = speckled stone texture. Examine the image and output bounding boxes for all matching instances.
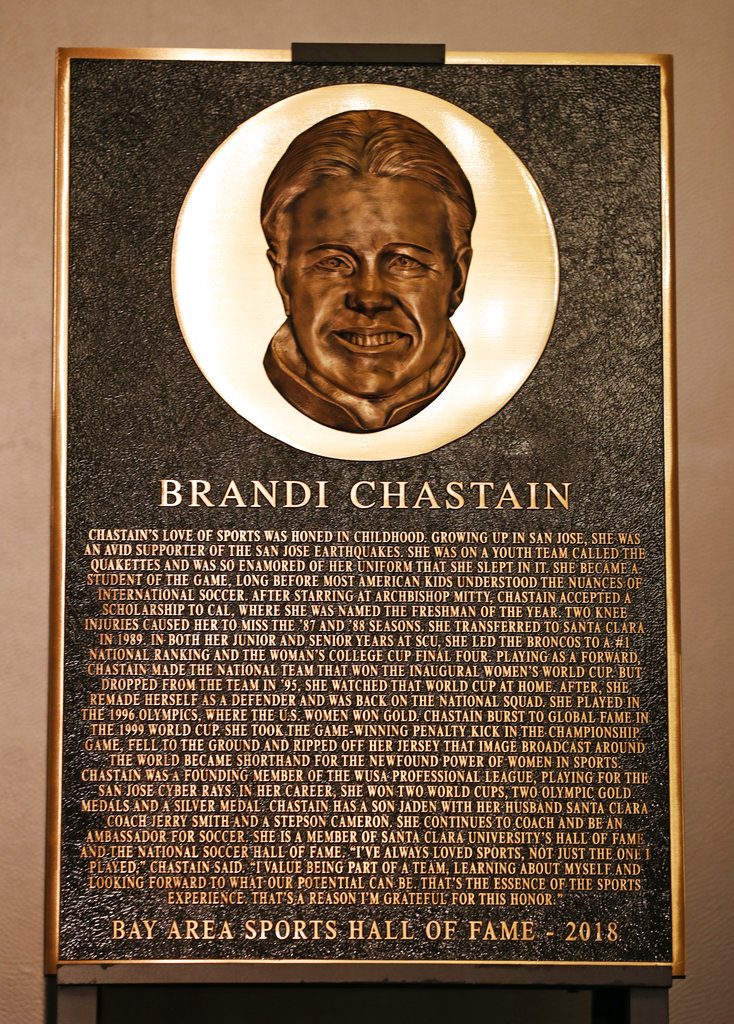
[60,58,669,966]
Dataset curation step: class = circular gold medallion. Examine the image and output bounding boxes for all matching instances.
[173,84,558,461]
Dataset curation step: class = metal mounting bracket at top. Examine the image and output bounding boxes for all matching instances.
[291,43,445,64]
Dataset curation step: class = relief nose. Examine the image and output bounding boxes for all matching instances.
[345,270,394,316]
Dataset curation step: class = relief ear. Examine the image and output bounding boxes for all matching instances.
[448,246,473,316]
[267,249,291,316]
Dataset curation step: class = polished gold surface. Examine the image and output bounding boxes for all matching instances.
[58,46,291,62]
[57,957,674,966]
[46,49,71,975]
[659,56,685,978]
[172,83,559,461]
[448,51,670,65]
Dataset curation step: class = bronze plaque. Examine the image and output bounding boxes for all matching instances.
[48,49,682,981]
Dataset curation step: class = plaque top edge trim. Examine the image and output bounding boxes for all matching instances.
[55,46,672,68]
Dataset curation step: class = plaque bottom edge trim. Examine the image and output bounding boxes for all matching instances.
[55,958,674,966]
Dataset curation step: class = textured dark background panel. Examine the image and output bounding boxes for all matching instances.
[58,57,671,968]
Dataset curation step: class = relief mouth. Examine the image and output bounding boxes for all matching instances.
[335,330,408,349]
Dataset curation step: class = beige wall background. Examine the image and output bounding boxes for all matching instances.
[1,1,732,1021]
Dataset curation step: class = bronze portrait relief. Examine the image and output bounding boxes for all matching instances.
[260,111,475,433]
[172,84,558,461]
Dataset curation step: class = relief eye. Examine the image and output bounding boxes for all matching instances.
[388,253,426,271]
[315,255,352,272]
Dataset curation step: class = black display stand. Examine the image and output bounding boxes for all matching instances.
[52,978,670,1024]
[52,963,671,1023]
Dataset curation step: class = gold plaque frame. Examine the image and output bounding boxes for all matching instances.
[47,47,683,979]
